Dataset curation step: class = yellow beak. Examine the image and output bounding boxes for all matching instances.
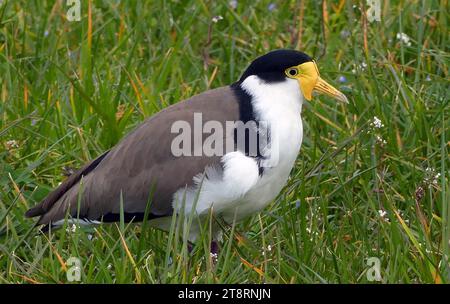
[313,77,349,103]
[291,61,348,103]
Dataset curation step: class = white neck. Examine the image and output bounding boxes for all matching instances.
[239,75,304,169]
[240,75,303,120]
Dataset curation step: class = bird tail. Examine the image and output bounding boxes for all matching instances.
[25,151,109,224]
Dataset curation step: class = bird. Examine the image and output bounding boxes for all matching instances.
[25,49,348,254]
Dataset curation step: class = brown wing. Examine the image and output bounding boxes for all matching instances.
[26,86,240,226]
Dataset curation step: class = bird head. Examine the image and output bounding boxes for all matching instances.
[238,49,348,103]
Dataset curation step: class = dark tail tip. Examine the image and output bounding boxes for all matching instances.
[25,206,43,218]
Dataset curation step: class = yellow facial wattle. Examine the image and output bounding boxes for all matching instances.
[285,61,348,103]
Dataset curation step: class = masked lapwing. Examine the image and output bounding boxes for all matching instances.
[26,50,348,253]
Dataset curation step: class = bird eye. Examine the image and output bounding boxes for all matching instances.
[286,67,299,77]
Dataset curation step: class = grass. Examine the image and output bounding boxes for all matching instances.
[0,0,448,283]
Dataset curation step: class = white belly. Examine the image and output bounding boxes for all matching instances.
[222,112,303,222]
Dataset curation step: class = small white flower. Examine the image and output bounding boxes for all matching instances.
[262,244,273,256]
[375,135,387,145]
[371,116,384,128]
[434,173,441,183]
[211,15,223,23]
[396,32,411,46]
[210,252,218,263]
[44,30,49,37]
[424,167,441,187]
[378,210,389,222]
[5,140,19,149]
[351,61,367,74]
[107,263,113,270]
[66,223,77,233]
[431,172,441,187]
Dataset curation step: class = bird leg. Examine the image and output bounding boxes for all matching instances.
[210,240,219,255]
[210,240,219,265]
[187,242,194,253]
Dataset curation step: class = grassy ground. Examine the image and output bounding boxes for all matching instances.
[0,0,448,283]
